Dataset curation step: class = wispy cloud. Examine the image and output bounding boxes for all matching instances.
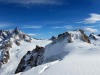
[49,32,53,34]
[27,33,37,36]
[84,13,100,24]
[27,33,42,37]
[21,25,42,29]
[0,23,12,28]
[77,13,100,24]
[52,25,74,29]
[0,0,62,5]
[84,27,98,33]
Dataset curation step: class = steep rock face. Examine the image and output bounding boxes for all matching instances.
[15,45,45,74]
[89,33,97,40]
[0,28,32,68]
[89,33,100,41]
[79,30,91,43]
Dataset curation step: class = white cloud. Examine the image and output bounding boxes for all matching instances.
[28,33,42,37]
[0,0,62,5]
[84,13,100,24]
[49,32,53,34]
[51,25,80,30]
[0,23,12,28]
[27,33,37,36]
[84,28,98,33]
[52,26,64,29]
[21,25,42,29]
[52,25,74,29]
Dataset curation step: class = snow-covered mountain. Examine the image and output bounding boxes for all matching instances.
[0,27,32,67]
[18,30,100,75]
[89,33,100,46]
[0,28,100,75]
[0,28,52,75]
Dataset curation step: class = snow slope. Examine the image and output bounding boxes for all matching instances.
[0,29,100,75]
[18,30,100,75]
[0,39,51,75]
[0,28,52,75]
[20,42,100,75]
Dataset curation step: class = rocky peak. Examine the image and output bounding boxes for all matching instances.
[97,34,100,36]
[0,28,32,68]
[15,45,45,74]
[52,30,91,44]
[50,36,57,41]
[89,33,97,40]
[13,27,20,35]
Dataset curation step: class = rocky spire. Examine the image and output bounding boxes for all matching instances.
[14,27,20,35]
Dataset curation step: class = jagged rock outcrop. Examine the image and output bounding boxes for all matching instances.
[0,50,10,65]
[15,45,45,74]
[79,30,91,43]
[89,33,97,40]
[50,36,57,41]
[57,32,72,43]
[0,28,32,68]
[52,30,91,44]
[13,27,20,35]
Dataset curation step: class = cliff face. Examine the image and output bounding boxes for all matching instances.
[15,45,45,74]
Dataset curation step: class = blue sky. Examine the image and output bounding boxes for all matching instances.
[0,0,100,38]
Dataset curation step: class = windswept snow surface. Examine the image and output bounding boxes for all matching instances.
[0,39,51,75]
[1,30,100,75]
[21,54,100,75]
[19,35,100,75]
[20,46,100,75]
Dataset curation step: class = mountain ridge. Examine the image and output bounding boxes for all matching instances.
[0,28,100,75]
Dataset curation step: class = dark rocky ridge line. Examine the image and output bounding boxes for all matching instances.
[15,45,45,74]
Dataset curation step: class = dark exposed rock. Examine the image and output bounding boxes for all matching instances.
[0,41,12,50]
[97,34,100,36]
[14,27,20,35]
[50,36,57,41]
[15,40,20,46]
[52,30,90,44]
[79,30,91,44]
[89,33,97,40]
[0,50,10,67]
[15,45,45,74]
[55,32,72,43]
